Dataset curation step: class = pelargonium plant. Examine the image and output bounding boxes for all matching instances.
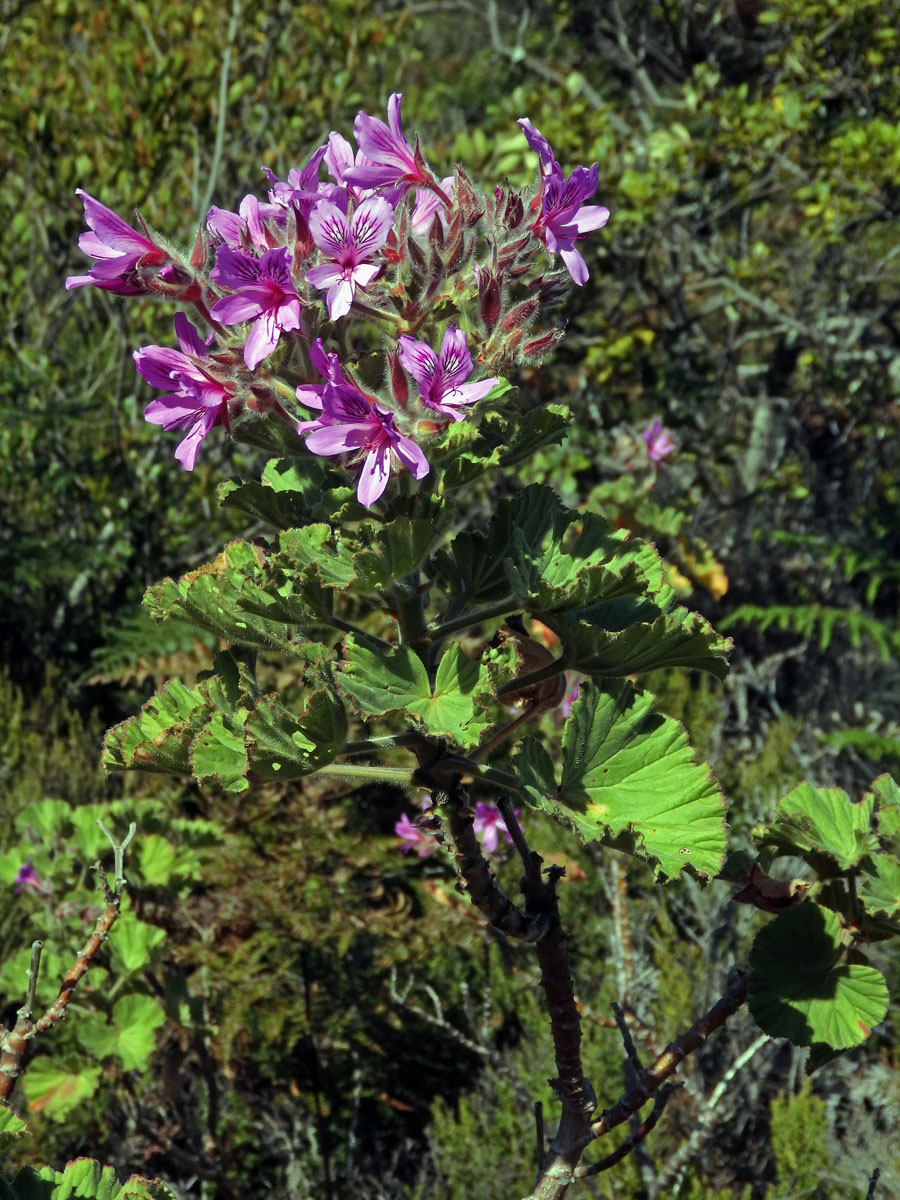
[7,95,898,1200]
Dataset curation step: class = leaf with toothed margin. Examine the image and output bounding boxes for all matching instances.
[245,683,348,781]
[353,518,441,589]
[337,636,494,750]
[543,608,731,681]
[514,680,726,880]
[103,678,206,775]
[143,541,298,651]
[748,905,888,1049]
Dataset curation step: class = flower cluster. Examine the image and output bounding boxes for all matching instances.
[395,796,517,858]
[67,97,608,504]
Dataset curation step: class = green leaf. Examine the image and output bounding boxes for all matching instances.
[353,518,440,589]
[0,1104,28,1141]
[749,905,888,1049]
[338,636,430,716]
[219,457,327,529]
[857,852,900,919]
[143,542,297,652]
[497,404,570,468]
[436,484,567,603]
[514,737,558,809]
[1,1160,177,1200]
[93,994,165,1071]
[755,782,878,873]
[276,525,358,589]
[190,710,249,793]
[504,508,661,612]
[107,910,166,975]
[526,681,726,879]
[102,679,205,775]
[869,773,900,844]
[403,643,493,749]
[21,1057,101,1122]
[549,608,730,680]
[245,685,348,780]
[137,835,179,886]
[338,637,493,749]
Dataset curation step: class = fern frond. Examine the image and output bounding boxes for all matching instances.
[723,603,899,662]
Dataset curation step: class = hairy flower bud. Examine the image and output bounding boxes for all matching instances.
[387,349,409,408]
[529,271,571,304]
[501,296,539,333]
[190,224,208,271]
[406,230,428,274]
[476,264,502,332]
[521,328,565,360]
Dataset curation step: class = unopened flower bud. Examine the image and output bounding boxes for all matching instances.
[504,192,525,229]
[454,168,483,224]
[497,234,531,270]
[522,328,565,360]
[190,224,208,271]
[406,231,428,274]
[387,349,409,408]
[443,229,469,274]
[476,265,502,332]
[529,271,571,304]
[501,296,539,333]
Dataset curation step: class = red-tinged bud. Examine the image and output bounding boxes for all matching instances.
[454,168,481,223]
[443,230,469,275]
[501,296,539,333]
[529,271,570,304]
[497,234,532,270]
[190,224,208,270]
[507,262,532,280]
[387,349,409,408]
[428,210,445,251]
[503,327,525,356]
[406,233,428,274]
[522,328,565,360]
[504,193,525,229]
[477,267,502,332]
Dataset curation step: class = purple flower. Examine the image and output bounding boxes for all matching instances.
[344,94,433,192]
[560,675,581,718]
[518,119,609,286]
[306,196,394,319]
[642,420,675,463]
[209,246,302,369]
[472,802,516,855]
[395,812,439,857]
[298,339,429,508]
[66,189,168,294]
[262,144,329,217]
[207,193,283,252]
[410,176,454,235]
[134,313,233,470]
[398,327,498,421]
[13,858,47,896]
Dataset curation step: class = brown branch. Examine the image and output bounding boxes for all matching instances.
[0,821,135,1103]
[576,1082,680,1177]
[590,971,749,1141]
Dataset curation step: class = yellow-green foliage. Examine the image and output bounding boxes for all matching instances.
[769,1086,858,1200]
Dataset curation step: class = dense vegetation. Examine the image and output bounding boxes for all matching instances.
[2,1,899,1197]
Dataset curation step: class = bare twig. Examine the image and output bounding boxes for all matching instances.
[590,971,750,1142]
[576,1083,681,1177]
[0,821,137,1101]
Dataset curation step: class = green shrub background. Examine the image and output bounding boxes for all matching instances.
[2,1,900,1196]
